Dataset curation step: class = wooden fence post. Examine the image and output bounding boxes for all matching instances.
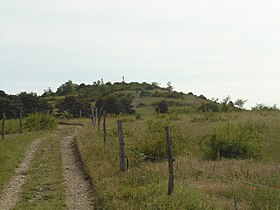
[91,106,95,127]
[2,113,6,140]
[19,111,23,134]
[164,126,174,196]
[94,107,98,126]
[233,195,238,210]
[97,108,103,131]
[103,111,107,146]
[117,120,126,172]
[79,110,82,119]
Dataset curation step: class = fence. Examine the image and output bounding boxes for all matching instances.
[91,111,280,209]
[1,112,24,140]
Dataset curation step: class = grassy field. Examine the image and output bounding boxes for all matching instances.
[75,110,280,209]
[0,131,48,194]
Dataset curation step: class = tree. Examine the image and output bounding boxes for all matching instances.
[155,100,169,113]
[56,80,77,96]
[234,99,247,109]
[18,92,39,114]
[41,87,55,97]
[96,95,135,115]
[198,101,219,112]
[222,95,231,105]
[166,81,173,92]
[58,96,91,117]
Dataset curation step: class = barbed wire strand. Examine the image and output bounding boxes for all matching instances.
[181,160,280,192]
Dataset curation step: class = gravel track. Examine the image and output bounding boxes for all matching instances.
[61,136,93,210]
[0,138,42,210]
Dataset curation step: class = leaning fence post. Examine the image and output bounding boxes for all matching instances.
[117,120,126,172]
[103,111,107,146]
[2,113,6,140]
[164,126,174,196]
[19,111,23,134]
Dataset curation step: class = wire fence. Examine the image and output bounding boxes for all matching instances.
[104,122,280,193]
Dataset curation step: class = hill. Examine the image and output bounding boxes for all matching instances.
[1,79,269,119]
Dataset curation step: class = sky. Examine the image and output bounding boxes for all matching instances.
[0,0,280,109]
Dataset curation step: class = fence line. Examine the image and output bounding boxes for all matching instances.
[106,128,167,161]
[104,121,280,193]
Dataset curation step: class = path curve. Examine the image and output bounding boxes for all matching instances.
[61,136,93,210]
[0,138,42,210]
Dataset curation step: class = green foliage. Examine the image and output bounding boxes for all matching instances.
[0,132,42,193]
[0,118,20,135]
[96,95,135,115]
[57,96,91,118]
[55,80,78,96]
[0,91,51,118]
[155,100,169,113]
[198,101,220,112]
[252,103,279,111]
[24,113,56,131]
[200,121,265,160]
[136,119,187,160]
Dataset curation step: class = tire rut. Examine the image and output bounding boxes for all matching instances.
[61,136,93,210]
[0,138,42,210]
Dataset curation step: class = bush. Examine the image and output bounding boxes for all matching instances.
[200,121,265,160]
[24,113,56,131]
[135,119,187,160]
[198,101,220,112]
[155,101,168,113]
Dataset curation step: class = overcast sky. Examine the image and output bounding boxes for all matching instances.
[1,0,280,108]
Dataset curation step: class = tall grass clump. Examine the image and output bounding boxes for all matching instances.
[0,119,20,135]
[200,121,265,160]
[135,119,188,160]
[24,113,56,131]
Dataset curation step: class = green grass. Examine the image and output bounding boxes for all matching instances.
[14,131,66,210]
[75,110,280,209]
[0,113,56,135]
[0,118,21,135]
[0,131,47,194]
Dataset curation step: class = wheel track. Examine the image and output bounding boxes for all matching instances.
[0,138,42,210]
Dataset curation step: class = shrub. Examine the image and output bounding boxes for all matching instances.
[200,121,265,160]
[198,101,220,112]
[155,101,168,113]
[24,113,56,131]
[135,119,187,160]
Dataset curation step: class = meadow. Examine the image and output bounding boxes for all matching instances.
[75,110,280,209]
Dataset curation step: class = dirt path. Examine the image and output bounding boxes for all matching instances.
[0,138,42,210]
[61,136,93,210]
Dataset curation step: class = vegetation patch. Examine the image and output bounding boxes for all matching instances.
[135,119,188,161]
[24,113,56,131]
[0,132,46,194]
[200,121,266,160]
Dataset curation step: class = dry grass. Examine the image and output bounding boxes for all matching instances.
[73,110,280,209]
